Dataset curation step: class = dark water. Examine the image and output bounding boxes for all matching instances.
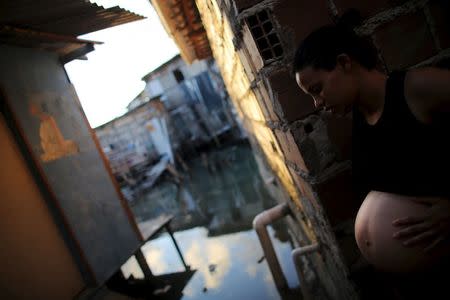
[122,144,300,299]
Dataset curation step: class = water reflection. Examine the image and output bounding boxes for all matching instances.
[122,227,298,299]
[123,144,300,299]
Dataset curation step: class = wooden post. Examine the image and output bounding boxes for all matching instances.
[134,249,153,279]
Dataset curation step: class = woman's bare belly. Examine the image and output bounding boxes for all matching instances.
[355,191,445,273]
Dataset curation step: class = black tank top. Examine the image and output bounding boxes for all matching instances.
[352,71,450,201]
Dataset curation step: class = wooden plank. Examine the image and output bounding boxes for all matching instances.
[72,83,144,243]
[0,87,96,284]
[138,215,173,241]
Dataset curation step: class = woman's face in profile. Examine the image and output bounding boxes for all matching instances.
[295,58,358,116]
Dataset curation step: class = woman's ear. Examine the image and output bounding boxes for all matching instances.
[337,54,352,71]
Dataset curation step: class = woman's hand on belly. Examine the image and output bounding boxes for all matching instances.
[392,197,450,252]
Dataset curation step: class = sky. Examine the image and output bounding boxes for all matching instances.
[64,0,180,128]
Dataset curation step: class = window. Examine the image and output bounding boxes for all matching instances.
[245,10,284,62]
[173,68,185,83]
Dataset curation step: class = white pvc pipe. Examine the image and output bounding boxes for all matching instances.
[292,243,320,300]
[253,203,291,290]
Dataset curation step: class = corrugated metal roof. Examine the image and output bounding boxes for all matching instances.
[0,25,102,63]
[0,0,145,62]
[0,0,145,36]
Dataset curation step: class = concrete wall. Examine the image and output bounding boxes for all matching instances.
[95,103,160,176]
[0,114,85,299]
[195,0,450,299]
[145,56,209,92]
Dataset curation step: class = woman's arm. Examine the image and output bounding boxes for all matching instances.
[392,67,450,251]
[405,67,450,124]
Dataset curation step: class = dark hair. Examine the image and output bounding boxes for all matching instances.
[292,10,378,74]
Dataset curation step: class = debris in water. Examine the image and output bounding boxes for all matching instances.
[203,287,208,293]
[153,284,171,295]
[257,256,265,263]
[208,264,217,273]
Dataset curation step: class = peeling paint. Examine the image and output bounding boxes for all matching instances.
[29,102,78,162]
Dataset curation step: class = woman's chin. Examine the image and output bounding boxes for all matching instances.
[330,105,352,117]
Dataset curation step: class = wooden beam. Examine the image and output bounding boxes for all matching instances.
[60,43,95,64]
[0,25,103,45]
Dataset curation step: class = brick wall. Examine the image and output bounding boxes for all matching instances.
[195,0,450,299]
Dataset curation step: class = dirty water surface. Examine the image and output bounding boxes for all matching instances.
[122,144,301,299]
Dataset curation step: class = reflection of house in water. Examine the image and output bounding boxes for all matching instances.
[131,145,279,237]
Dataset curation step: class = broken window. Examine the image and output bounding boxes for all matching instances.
[173,68,185,83]
[245,10,284,63]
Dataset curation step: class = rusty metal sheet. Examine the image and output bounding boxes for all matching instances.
[0,1,145,36]
[0,0,145,61]
[0,44,142,285]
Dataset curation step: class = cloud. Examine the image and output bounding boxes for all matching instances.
[144,246,169,274]
[184,238,231,290]
[120,256,144,279]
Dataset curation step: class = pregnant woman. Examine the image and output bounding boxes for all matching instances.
[292,11,450,299]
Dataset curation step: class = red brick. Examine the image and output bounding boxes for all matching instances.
[266,69,294,94]
[429,1,450,50]
[290,116,333,176]
[240,22,265,72]
[273,0,333,46]
[374,12,437,70]
[289,156,357,228]
[288,165,322,212]
[312,169,358,226]
[273,128,309,172]
[326,115,352,161]
[250,86,275,121]
[279,88,317,122]
[237,47,257,83]
[267,70,316,121]
[334,0,408,19]
[255,80,282,121]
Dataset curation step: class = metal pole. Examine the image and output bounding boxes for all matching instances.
[253,203,291,290]
[166,223,189,271]
[292,243,320,300]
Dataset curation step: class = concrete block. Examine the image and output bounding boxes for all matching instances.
[253,81,283,121]
[291,115,339,176]
[273,128,309,173]
[429,1,450,50]
[266,69,316,122]
[311,169,358,227]
[272,0,333,47]
[334,0,408,18]
[374,11,437,70]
